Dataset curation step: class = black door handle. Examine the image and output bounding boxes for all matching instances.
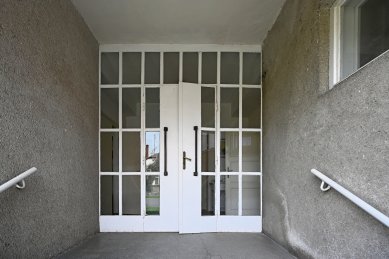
[194,126,198,176]
[164,127,168,176]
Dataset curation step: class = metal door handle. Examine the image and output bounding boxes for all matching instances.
[183,151,191,169]
[193,126,198,176]
[164,127,168,176]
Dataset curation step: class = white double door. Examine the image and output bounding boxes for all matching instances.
[101,82,261,233]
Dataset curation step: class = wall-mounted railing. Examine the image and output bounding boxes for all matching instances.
[311,168,389,228]
[0,167,37,193]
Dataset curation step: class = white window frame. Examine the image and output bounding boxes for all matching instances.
[329,0,367,88]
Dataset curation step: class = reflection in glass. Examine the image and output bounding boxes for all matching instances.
[202,52,217,84]
[122,88,141,128]
[122,132,140,172]
[220,175,239,215]
[243,53,261,85]
[122,52,141,84]
[122,176,141,215]
[242,88,261,128]
[101,52,119,84]
[145,132,160,172]
[101,88,119,128]
[221,52,239,84]
[201,176,215,215]
[220,88,239,128]
[146,88,160,128]
[359,0,389,67]
[145,52,160,84]
[201,87,215,128]
[242,175,261,215]
[164,52,179,84]
[220,132,239,172]
[146,176,160,215]
[201,131,215,172]
[242,132,261,172]
[100,175,119,215]
[100,132,119,172]
[183,52,198,83]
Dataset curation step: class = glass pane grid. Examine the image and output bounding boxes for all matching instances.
[100,49,262,219]
[215,52,262,217]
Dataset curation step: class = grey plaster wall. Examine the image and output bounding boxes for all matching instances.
[262,0,389,258]
[0,1,99,258]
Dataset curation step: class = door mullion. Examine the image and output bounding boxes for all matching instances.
[141,52,146,219]
[119,52,123,216]
[238,52,243,216]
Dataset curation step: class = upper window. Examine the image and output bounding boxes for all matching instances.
[330,0,389,87]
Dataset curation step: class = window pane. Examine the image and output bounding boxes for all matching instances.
[122,132,140,172]
[122,52,141,84]
[100,132,119,172]
[183,52,198,83]
[122,88,141,128]
[101,52,119,84]
[220,175,238,215]
[359,0,389,67]
[242,132,261,172]
[220,132,239,172]
[123,176,141,215]
[201,131,215,172]
[242,88,261,128]
[201,176,215,216]
[202,52,217,84]
[242,175,261,216]
[101,175,119,215]
[164,52,179,84]
[201,87,215,128]
[145,132,160,172]
[146,176,160,215]
[146,88,160,128]
[220,88,239,128]
[101,88,119,128]
[243,53,261,85]
[145,52,160,84]
[221,52,239,84]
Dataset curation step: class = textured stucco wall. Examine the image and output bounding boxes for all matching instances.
[262,0,389,258]
[0,1,99,258]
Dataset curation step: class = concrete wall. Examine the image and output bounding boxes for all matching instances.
[262,0,389,258]
[0,1,99,258]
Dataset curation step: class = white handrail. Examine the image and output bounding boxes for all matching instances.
[311,168,389,228]
[0,167,37,193]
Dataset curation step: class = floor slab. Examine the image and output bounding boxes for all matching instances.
[56,233,294,259]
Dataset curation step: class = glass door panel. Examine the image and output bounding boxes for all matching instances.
[122,176,141,215]
[122,88,141,128]
[220,88,239,128]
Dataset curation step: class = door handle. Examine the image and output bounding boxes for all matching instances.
[164,127,168,176]
[183,151,192,170]
[193,126,198,176]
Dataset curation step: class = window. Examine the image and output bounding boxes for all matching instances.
[330,0,389,87]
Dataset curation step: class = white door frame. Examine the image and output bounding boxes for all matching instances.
[99,44,262,233]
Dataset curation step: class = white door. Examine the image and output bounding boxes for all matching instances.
[180,82,217,233]
[99,83,179,232]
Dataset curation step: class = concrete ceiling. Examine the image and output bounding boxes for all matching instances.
[71,0,285,45]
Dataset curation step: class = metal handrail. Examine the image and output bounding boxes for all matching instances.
[311,168,389,228]
[0,167,37,193]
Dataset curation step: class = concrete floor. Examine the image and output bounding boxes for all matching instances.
[57,233,294,259]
